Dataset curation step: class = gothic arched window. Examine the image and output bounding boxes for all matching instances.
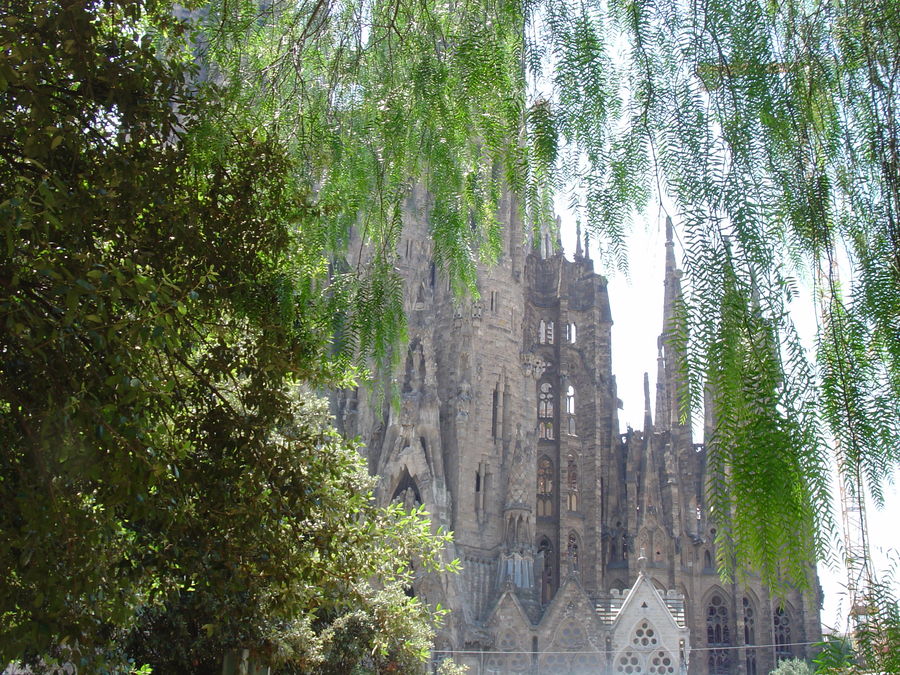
[743,597,757,675]
[566,386,575,413]
[537,456,554,517]
[538,319,555,344]
[539,382,554,418]
[774,606,793,662]
[566,455,578,511]
[538,457,553,494]
[539,421,555,440]
[538,537,554,604]
[538,382,555,439]
[706,594,732,675]
[708,650,729,675]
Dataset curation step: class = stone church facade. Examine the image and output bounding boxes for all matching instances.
[335,187,821,674]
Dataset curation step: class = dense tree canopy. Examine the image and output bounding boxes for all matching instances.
[1,1,453,671]
[194,0,900,589]
[3,0,900,670]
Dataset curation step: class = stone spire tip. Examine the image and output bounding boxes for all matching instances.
[643,372,651,413]
[643,372,653,432]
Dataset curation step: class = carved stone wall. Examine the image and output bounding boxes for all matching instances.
[336,197,821,674]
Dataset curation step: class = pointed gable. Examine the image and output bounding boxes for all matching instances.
[486,582,534,631]
[481,586,535,674]
[609,568,691,675]
[537,573,605,674]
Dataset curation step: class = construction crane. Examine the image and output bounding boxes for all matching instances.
[837,466,874,626]
[815,255,875,636]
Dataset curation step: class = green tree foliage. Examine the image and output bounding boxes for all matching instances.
[5,0,900,666]
[812,573,900,674]
[436,658,470,675]
[198,0,533,319]
[813,634,856,674]
[1,0,453,671]
[771,658,815,675]
[852,569,900,674]
[188,0,900,595]
[583,0,900,591]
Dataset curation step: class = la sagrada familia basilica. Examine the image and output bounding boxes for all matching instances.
[335,187,821,675]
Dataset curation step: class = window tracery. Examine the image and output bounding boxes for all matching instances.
[539,421,555,440]
[615,650,643,674]
[566,455,578,511]
[538,381,555,439]
[539,319,555,344]
[632,621,659,649]
[539,382,554,417]
[537,456,554,516]
[706,594,732,675]
[774,606,793,662]
[647,651,675,675]
[743,597,757,675]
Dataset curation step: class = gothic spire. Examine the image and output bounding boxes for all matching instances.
[662,216,679,330]
[575,221,583,259]
[655,216,686,429]
[643,371,653,434]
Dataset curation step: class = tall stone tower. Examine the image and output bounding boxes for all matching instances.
[335,189,821,674]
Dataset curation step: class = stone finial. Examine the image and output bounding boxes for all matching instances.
[638,547,648,573]
[575,221,583,259]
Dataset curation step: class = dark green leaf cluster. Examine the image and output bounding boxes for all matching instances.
[770,658,815,675]
[1,1,452,671]
[198,0,533,372]
[704,265,826,593]
[5,0,900,664]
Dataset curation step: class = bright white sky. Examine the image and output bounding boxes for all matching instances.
[557,204,900,636]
